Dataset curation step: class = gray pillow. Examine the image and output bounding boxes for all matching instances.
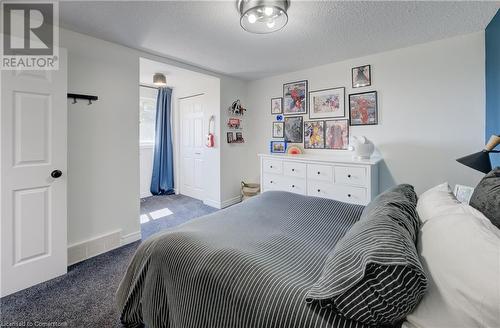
[469,167,500,229]
[305,208,427,326]
[360,184,420,242]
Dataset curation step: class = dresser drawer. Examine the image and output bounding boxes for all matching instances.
[307,181,337,199]
[307,164,334,182]
[263,158,283,174]
[334,185,368,205]
[283,161,307,178]
[282,176,307,195]
[262,173,285,191]
[335,166,367,186]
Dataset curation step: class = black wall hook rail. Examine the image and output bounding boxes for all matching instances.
[67,93,98,105]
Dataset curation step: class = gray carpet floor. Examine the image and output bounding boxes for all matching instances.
[0,194,217,327]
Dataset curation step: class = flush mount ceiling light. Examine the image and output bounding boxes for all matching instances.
[153,73,167,86]
[238,0,290,34]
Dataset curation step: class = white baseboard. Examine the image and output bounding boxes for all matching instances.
[203,195,242,209]
[221,195,242,208]
[68,229,142,266]
[203,198,221,209]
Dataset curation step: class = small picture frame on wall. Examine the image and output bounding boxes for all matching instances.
[309,87,345,119]
[272,122,284,138]
[271,97,283,114]
[227,132,234,143]
[349,91,378,126]
[352,65,371,88]
[284,116,303,143]
[283,80,308,115]
[324,119,349,150]
[270,141,287,153]
[304,121,325,149]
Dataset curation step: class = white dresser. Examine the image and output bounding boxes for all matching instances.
[259,153,380,205]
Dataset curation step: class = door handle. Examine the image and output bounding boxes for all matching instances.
[51,170,62,178]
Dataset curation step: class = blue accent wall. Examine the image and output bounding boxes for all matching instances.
[486,9,500,167]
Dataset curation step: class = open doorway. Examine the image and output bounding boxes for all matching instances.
[138,58,221,239]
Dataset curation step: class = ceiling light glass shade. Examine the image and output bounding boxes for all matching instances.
[238,0,289,34]
[153,73,167,86]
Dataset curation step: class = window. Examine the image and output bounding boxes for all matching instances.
[140,86,157,144]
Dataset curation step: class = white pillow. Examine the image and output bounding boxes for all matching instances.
[403,211,500,328]
[417,183,486,223]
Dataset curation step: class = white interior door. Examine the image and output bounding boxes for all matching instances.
[179,95,205,201]
[1,51,67,297]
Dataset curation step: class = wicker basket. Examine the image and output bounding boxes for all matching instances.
[241,181,260,200]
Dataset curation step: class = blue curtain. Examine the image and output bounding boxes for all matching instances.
[150,87,175,195]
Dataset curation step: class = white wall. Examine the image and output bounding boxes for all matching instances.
[62,29,141,248]
[62,29,249,258]
[246,33,486,194]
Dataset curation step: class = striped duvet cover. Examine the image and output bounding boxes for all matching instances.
[117,191,371,328]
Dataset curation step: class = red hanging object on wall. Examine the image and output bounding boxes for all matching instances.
[206,115,215,148]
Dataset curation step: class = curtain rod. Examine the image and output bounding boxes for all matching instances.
[140,84,159,89]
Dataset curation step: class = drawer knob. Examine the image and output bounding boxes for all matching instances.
[292,168,295,172]
[317,171,320,175]
[270,181,273,184]
[270,165,273,168]
[317,189,321,192]
[348,174,351,178]
[292,185,295,188]
[348,194,352,198]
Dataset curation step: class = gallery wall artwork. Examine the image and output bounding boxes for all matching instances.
[309,87,345,119]
[271,97,283,114]
[269,65,379,152]
[352,65,371,88]
[325,119,349,150]
[284,116,303,143]
[349,91,378,126]
[283,80,308,115]
[304,121,325,149]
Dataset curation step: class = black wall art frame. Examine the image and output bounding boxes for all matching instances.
[349,91,378,126]
[284,116,303,143]
[352,65,371,88]
[283,80,308,115]
[271,97,283,114]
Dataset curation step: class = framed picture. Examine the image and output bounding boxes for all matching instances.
[352,65,371,88]
[284,116,303,143]
[235,132,244,143]
[270,141,287,153]
[325,119,349,150]
[272,122,284,138]
[227,132,234,143]
[304,121,325,149]
[271,97,283,114]
[283,80,307,115]
[349,91,378,126]
[309,87,345,119]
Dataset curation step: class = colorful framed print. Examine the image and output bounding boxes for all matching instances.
[271,97,283,114]
[349,91,378,126]
[325,119,349,150]
[284,116,303,143]
[352,65,371,88]
[283,80,307,115]
[227,132,234,143]
[309,87,345,119]
[272,121,284,138]
[270,141,287,153]
[304,121,325,149]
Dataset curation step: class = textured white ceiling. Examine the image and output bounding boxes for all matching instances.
[60,1,499,80]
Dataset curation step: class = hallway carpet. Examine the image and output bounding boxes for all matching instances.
[0,195,217,327]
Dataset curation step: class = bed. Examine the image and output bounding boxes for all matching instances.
[117,191,369,328]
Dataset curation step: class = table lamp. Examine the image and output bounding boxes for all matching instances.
[456,135,500,173]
